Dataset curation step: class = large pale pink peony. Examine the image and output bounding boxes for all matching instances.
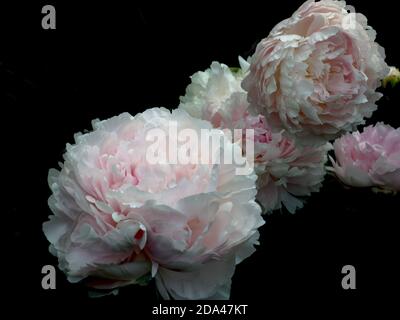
[243,0,389,145]
[330,123,400,191]
[43,108,264,300]
[179,61,330,213]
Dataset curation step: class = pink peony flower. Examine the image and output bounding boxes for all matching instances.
[254,127,331,213]
[330,123,400,191]
[242,0,389,145]
[179,61,330,213]
[43,108,264,300]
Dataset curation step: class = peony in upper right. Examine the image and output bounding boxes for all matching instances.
[243,0,389,145]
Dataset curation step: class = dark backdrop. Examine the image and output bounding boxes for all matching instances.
[2,1,399,317]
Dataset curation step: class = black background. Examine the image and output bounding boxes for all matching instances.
[2,0,399,317]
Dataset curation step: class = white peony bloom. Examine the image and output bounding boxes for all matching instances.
[43,108,264,300]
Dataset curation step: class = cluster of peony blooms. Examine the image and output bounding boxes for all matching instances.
[43,0,399,300]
